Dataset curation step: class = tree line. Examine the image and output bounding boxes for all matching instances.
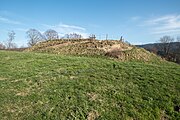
[158,36,180,63]
[147,35,180,64]
[26,29,84,46]
[1,29,180,64]
[0,29,83,49]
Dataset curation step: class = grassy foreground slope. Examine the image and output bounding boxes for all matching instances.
[0,51,180,120]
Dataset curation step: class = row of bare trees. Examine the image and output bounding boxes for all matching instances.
[62,33,83,39]
[1,28,100,49]
[0,29,84,49]
[26,29,83,46]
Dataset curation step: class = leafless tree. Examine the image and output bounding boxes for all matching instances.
[177,36,180,42]
[6,31,17,49]
[71,33,82,39]
[158,36,174,57]
[64,33,82,39]
[44,29,59,40]
[0,42,6,49]
[176,36,180,54]
[89,34,96,40]
[26,29,43,46]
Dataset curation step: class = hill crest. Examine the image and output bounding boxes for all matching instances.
[26,39,163,63]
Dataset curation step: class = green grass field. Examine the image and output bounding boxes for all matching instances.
[0,51,180,120]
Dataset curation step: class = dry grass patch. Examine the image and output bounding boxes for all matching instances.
[87,92,98,101]
[16,88,30,96]
[87,110,99,120]
[69,76,78,80]
[0,77,7,81]
[16,91,28,96]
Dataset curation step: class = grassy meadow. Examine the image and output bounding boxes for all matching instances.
[0,50,179,119]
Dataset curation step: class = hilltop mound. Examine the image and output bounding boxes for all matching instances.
[26,39,163,63]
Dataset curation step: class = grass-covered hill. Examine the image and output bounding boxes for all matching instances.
[26,39,162,63]
[0,51,179,119]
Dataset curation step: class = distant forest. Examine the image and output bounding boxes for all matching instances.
[138,41,180,64]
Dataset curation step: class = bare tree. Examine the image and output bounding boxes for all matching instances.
[177,36,180,42]
[6,31,16,49]
[70,33,82,39]
[158,36,174,57]
[26,29,43,46]
[0,42,6,49]
[44,29,59,40]
[89,34,96,40]
[176,36,180,54]
[63,33,82,39]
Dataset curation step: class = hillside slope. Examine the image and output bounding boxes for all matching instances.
[26,39,162,63]
[0,51,179,119]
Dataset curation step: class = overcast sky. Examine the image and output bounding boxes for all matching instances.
[0,0,180,46]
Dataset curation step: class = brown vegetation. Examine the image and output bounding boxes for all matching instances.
[26,39,163,63]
